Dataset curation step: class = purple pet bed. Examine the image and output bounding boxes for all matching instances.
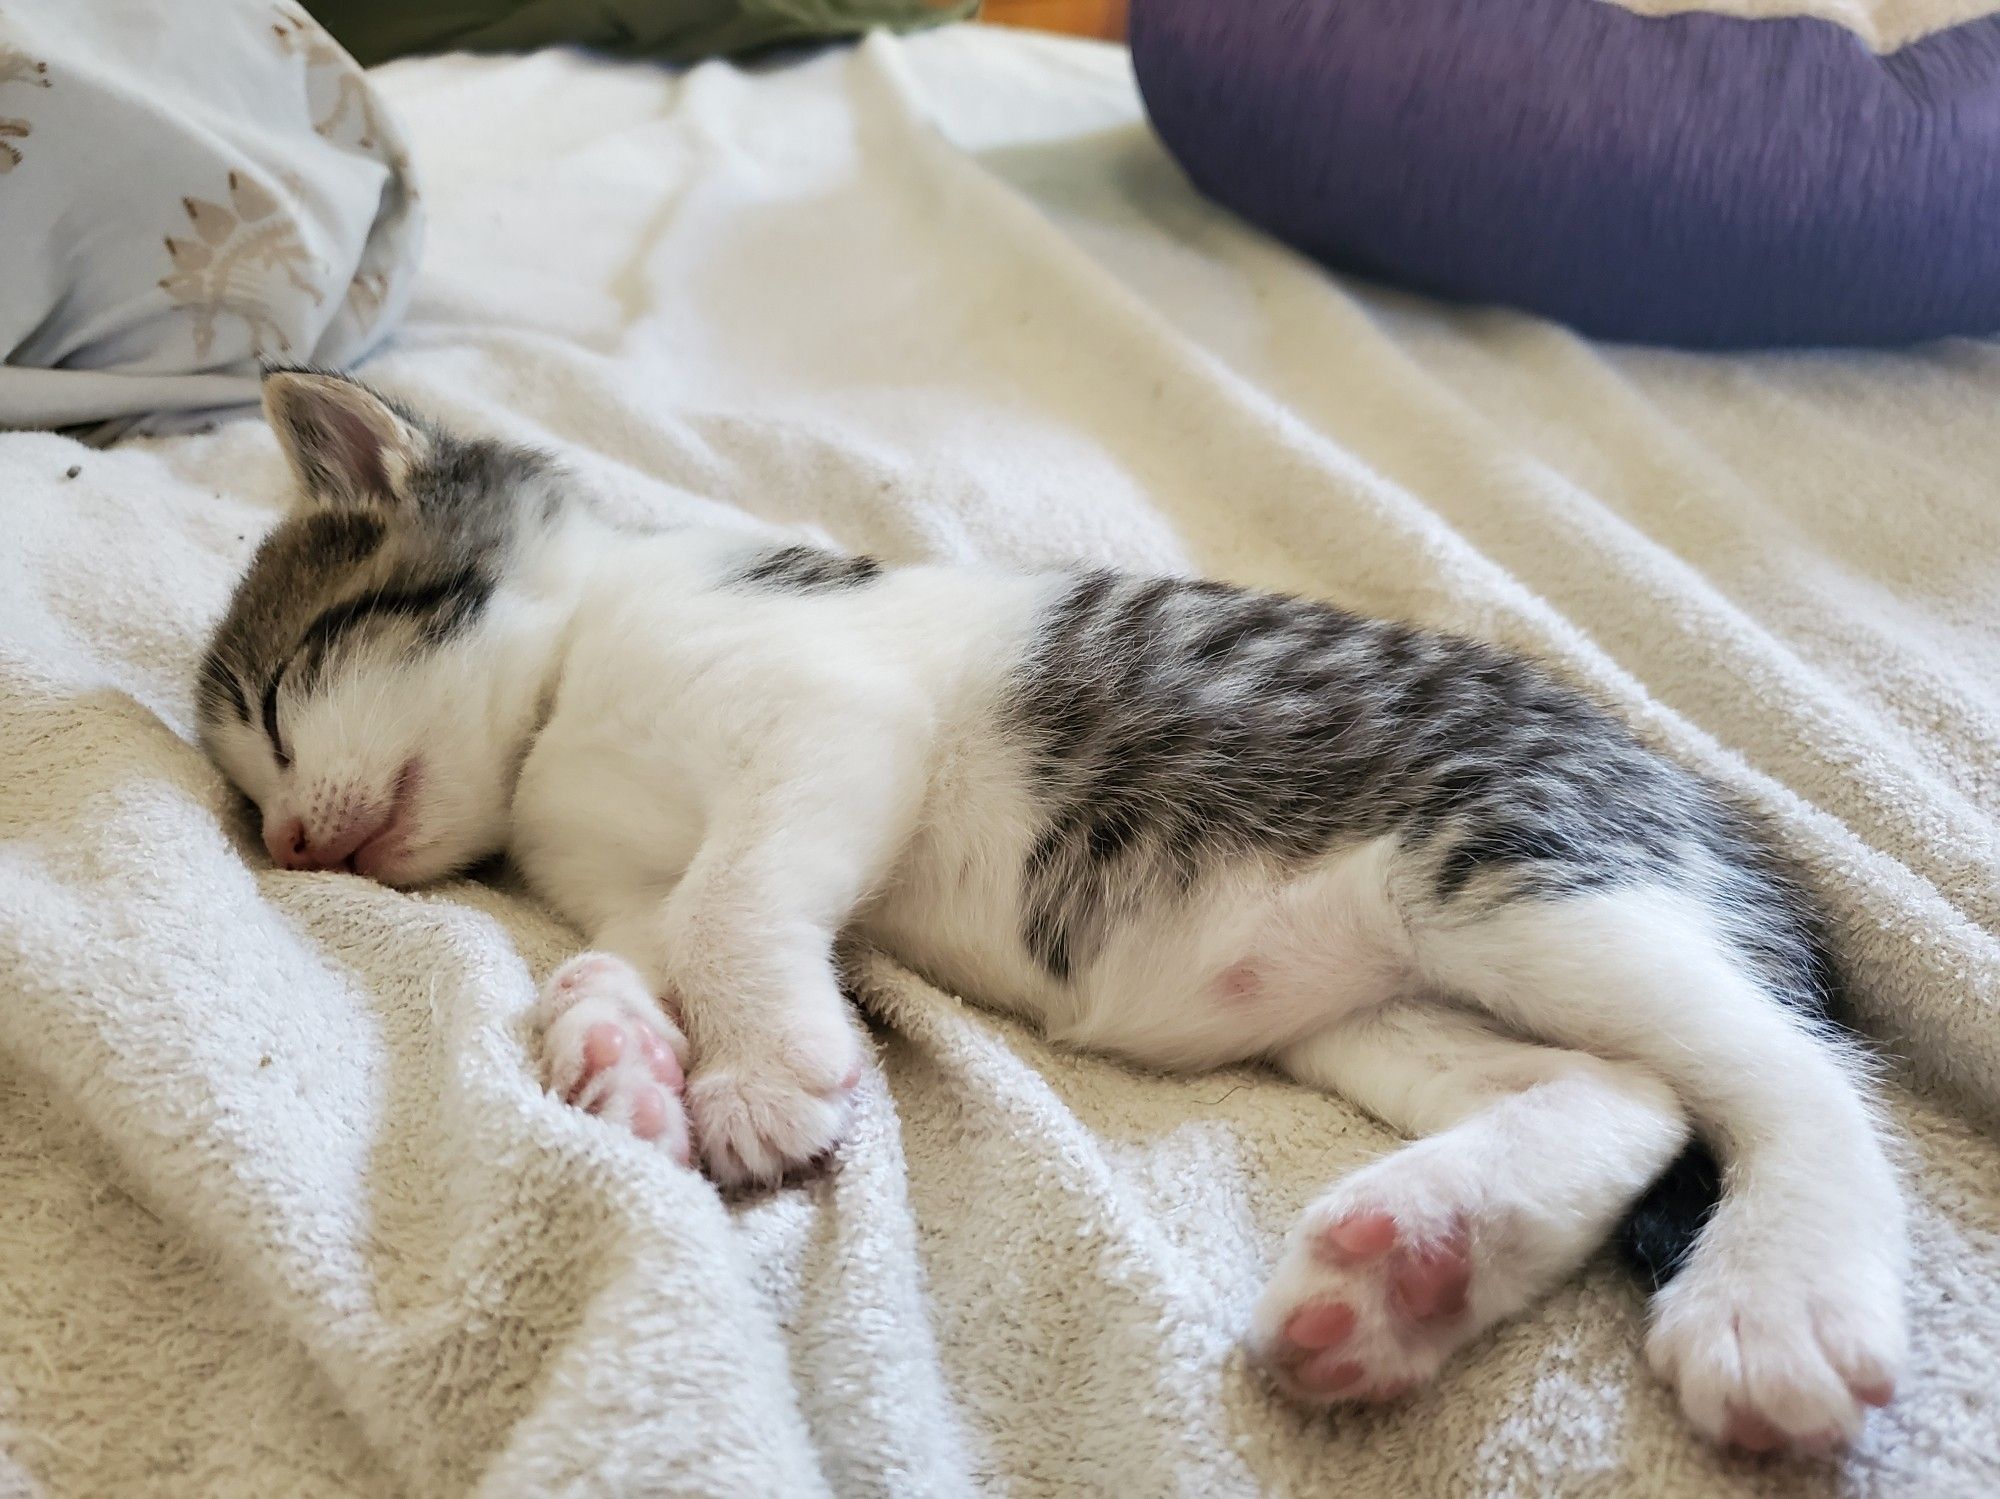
[1129,0,2000,349]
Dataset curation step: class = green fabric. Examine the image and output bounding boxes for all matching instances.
[308,0,977,68]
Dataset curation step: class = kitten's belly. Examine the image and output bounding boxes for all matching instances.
[859,777,1410,1072]
[855,772,1073,1031]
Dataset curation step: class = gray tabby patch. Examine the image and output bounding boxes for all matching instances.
[1004,571,1835,1022]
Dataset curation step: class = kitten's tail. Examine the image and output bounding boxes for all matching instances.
[1616,1139,1722,1289]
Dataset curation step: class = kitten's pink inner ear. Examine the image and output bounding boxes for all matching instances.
[262,372,424,505]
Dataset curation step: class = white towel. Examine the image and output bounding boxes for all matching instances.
[1,28,1995,1497]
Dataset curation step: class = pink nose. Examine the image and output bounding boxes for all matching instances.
[265,812,378,871]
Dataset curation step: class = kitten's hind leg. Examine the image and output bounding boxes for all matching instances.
[1250,1002,1688,1402]
[1426,889,1907,1454]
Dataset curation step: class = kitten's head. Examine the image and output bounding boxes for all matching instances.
[198,370,562,886]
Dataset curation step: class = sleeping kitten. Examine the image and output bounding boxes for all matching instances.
[197,370,1907,1456]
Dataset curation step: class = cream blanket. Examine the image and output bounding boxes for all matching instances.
[2,27,1997,1498]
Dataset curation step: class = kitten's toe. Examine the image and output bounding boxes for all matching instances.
[687,1024,863,1188]
[537,952,692,1164]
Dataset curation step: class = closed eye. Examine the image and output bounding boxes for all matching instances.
[260,671,291,769]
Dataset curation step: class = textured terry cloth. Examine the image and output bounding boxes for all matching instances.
[1,26,1997,1499]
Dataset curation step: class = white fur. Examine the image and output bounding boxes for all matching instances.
[1251,1004,1691,1397]
[1420,890,1909,1448]
[213,501,1908,1453]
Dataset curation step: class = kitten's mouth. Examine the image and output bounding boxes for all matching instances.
[348,758,424,881]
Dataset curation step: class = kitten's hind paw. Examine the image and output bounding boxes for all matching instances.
[1645,1248,1905,1456]
[537,952,692,1165]
[1247,1141,1535,1406]
[1250,1205,1474,1403]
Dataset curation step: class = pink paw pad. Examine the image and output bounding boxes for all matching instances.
[1284,1301,1357,1351]
[584,1023,688,1095]
[1256,1208,1475,1406]
[539,953,692,1164]
[568,1021,684,1131]
[1392,1239,1472,1321]
[1318,1211,1398,1263]
[1312,1213,1471,1324]
[1724,1408,1786,1454]
[582,1022,626,1072]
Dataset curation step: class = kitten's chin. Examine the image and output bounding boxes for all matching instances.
[355,838,479,889]
[347,757,427,884]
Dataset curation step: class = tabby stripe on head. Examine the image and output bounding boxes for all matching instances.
[200,653,252,725]
[293,567,494,689]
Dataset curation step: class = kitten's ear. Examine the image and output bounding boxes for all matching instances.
[262,369,428,509]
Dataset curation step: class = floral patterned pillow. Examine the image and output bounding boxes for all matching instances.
[0,3,421,434]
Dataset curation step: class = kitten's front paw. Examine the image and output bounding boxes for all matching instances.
[537,953,692,1165]
[1646,1250,1904,1455]
[686,1014,862,1187]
